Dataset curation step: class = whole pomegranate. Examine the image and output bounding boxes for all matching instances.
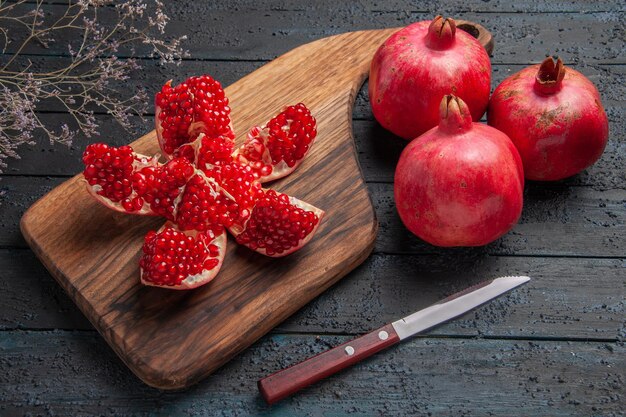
[394,95,524,247]
[488,57,609,181]
[369,16,491,140]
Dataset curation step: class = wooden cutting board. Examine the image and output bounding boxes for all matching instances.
[21,23,492,390]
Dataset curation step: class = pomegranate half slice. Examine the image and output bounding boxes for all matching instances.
[233,103,317,183]
[229,189,324,257]
[155,75,235,158]
[140,222,227,290]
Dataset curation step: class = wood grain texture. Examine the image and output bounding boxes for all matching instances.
[19,29,397,389]
[3,6,625,64]
[2,251,624,341]
[1,330,623,416]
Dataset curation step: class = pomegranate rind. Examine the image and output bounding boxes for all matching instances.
[140,222,227,290]
[229,191,325,257]
[487,59,609,181]
[369,18,491,140]
[85,183,158,216]
[395,95,524,247]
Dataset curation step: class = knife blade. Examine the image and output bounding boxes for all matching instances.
[258,275,530,404]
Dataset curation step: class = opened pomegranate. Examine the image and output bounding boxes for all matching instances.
[488,57,609,181]
[140,223,226,289]
[369,16,491,140]
[394,95,524,247]
[82,74,324,289]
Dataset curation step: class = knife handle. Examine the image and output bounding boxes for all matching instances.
[258,323,400,404]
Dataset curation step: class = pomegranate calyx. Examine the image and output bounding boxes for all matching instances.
[438,95,473,133]
[534,57,565,95]
[426,15,456,50]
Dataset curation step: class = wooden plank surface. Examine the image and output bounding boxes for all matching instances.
[0,0,624,414]
[2,250,624,340]
[3,6,625,64]
[1,331,623,416]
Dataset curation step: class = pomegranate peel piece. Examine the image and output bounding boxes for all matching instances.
[140,222,227,290]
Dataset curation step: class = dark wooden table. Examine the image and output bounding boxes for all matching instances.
[1,1,624,416]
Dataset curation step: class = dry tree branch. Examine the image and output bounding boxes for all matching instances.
[0,0,188,173]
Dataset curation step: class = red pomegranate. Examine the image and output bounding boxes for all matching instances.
[369,16,491,140]
[394,95,524,247]
[488,57,609,181]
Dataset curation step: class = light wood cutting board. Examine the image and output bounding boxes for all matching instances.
[20,23,493,390]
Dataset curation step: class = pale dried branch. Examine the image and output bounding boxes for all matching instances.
[0,0,188,173]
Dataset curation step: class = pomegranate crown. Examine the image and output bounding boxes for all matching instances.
[438,95,472,133]
[426,15,457,50]
[534,56,566,95]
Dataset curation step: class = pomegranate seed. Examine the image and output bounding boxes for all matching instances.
[196,135,235,168]
[202,162,263,226]
[176,174,241,231]
[134,158,195,220]
[82,143,135,204]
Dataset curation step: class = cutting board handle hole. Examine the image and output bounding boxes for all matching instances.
[457,23,480,39]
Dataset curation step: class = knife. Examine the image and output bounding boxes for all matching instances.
[258,275,530,404]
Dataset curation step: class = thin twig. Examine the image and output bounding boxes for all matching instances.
[0,0,187,173]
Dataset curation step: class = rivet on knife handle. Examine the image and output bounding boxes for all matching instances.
[257,323,400,405]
